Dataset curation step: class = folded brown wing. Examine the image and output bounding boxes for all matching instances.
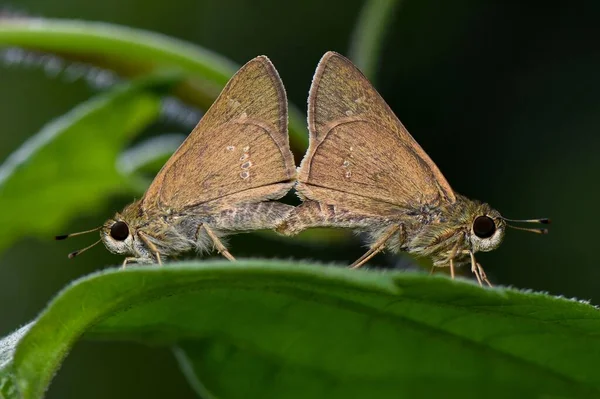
[298,51,455,213]
[142,56,296,211]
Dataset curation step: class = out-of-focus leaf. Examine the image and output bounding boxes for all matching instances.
[0,19,308,150]
[0,75,175,252]
[348,0,402,82]
[116,133,186,191]
[1,261,600,398]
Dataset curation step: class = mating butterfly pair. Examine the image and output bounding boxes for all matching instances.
[58,52,549,286]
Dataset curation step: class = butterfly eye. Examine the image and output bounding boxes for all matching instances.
[110,221,129,241]
[473,216,496,239]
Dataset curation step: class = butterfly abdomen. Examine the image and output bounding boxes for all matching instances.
[213,201,295,232]
[276,200,389,236]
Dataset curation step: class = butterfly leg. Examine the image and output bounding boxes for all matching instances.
[446,242,462,279]
[138,231,163,266]
[202,224,236,261]
[430,259,455,279]
[476,262,492,287]
[468,251,492,287]
[468,251,483,286]
[350,225,400,269]
[122,257,138,269]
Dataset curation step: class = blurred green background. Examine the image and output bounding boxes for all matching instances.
[1,0,598,397]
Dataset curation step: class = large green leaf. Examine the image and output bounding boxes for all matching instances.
[1,261,599,399]
[0,19,308,150]
[0,75,174,252]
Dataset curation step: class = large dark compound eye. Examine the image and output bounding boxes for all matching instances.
[110,221,129,241]
[473,216,496,238]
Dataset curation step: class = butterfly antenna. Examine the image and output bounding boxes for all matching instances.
[501,217,551,224]
[506,225,548,234]
[68,239,102,259]
[501,217,550,234]
[55,226,101,240]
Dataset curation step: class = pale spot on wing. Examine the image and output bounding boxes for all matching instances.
[354,96,365,104]
[226,145,235,151]
[228,98,241,108]
[238,145,253,178]
[240,111,248,119]
[345,110,353,116]
[342,158,353,177]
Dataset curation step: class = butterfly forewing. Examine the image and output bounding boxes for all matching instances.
[142,56,295,211]
[298,52,455,211]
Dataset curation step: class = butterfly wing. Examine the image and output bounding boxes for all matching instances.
[297,51,455,216]
[142,56,295,212]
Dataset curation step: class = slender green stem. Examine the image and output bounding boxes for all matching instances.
[348,0,402,83]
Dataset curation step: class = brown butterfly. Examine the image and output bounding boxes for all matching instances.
[58,56,296,266]
[278,51,549,286]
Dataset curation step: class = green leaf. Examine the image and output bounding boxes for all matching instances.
[348,0,402,82]
[116,133,186,192]
[117,134,185,177]
[1,261,599,399]
[0,19,308,150]
[0,324,31,399]
[0,75,172,252]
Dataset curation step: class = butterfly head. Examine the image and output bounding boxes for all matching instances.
[466,206,506,253]
[100,215,136,256]
[458,199,550,255]
[416,198,550,265]
[55,212,138,260]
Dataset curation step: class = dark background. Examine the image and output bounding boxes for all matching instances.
[1,0,599,397]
